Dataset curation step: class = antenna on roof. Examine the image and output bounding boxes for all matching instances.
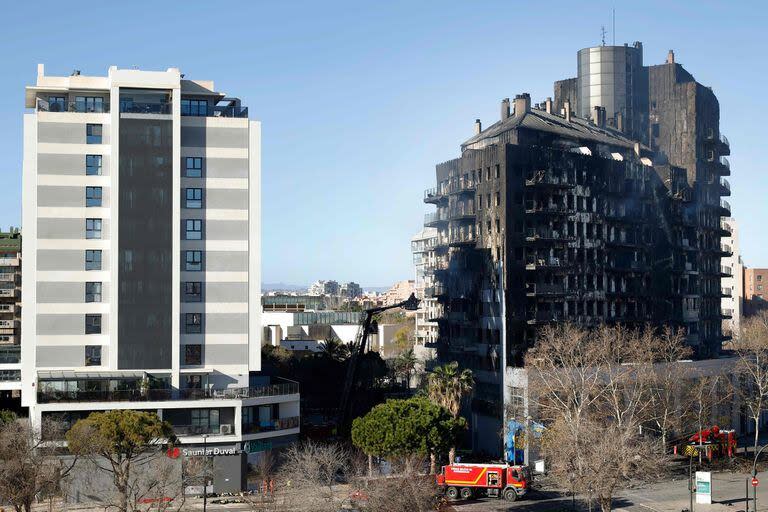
[601,25,607,46]
[612,8,616,45]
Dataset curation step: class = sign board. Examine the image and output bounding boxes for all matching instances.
[696,471,712,504]
[753,477,759,487]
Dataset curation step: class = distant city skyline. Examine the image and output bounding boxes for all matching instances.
[0,0,765,284]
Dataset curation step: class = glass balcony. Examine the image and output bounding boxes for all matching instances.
[37,98,110,113]
[37,376,298,404]
[242,415,300,435]
[120,100,172,114]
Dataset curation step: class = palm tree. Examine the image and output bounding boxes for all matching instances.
[427,361,474,465]
[396,348,419,388]
[320,337,349,361]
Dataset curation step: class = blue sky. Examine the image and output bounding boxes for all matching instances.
[0,0,765,287]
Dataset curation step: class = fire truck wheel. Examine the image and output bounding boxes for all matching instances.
[446,487,459,500]
[503,488,518,502]
[460,487,473,499]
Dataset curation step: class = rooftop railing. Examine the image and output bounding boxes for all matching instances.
[37,98,109,113]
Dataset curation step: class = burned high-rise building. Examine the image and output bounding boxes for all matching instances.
[420,43,732,454]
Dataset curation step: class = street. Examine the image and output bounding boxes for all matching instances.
[449,471,767,512]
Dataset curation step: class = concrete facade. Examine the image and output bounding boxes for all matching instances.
[0,229,22,393]
[21,65,298,465]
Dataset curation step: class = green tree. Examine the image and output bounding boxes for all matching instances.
[66,410,176,512]
[427,361,474,463]
[351,397,464,476]
[0,410,17,426]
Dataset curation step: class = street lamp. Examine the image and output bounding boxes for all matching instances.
[751,444,767,512]
[202,434,209,512]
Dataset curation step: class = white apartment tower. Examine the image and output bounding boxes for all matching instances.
[721,217,743,337]
[21,65,298,459]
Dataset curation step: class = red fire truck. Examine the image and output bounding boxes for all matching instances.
[436,463,529,501]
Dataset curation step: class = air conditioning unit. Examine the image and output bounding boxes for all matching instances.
[219,424,233,435]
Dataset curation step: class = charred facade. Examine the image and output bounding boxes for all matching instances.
[421,44,732,454]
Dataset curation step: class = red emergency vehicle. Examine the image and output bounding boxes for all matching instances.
[436,463,529,501]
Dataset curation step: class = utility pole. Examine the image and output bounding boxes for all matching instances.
[203,434,209,512]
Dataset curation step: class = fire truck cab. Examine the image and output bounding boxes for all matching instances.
[436,463,529,501]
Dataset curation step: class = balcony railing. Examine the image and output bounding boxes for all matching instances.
[37,98,109,113]
[721,266,733,277]
[525,171,575,188]
[120,101,172,114]
[0,290,19,299]
[181,105,249,118]
[424,210,448,226]
[720,199,731,215]
[525,229,574,243]
[243,416,300,435]
[525,283,566,296]
[722,308,734,318]
[37,380,299,404]
[0,258,19,266]
[527,311,563,324]
[448,228,476,246]
[448,204,476,219]
[172,425,227,437]
[719,178,731,195]
[720,134,729,147]
[446,177,476,195]
[722,288,733,297]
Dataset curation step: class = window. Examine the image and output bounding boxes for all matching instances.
[758,275,763,282]
[75,96,104,113]
[85,314,102,334]
[185,251,203,271]
[85,282,102,302]
[181,98,208,116]
[185,157,203,178]
[86,155,102,176]
[48,96,66,112]
[185,313,202,333]
[86,187,102,207]
[184,282,203,302]
[85,250,102,270]
[185,219,203,240]
[495,192,500,207]
[85,345,102,366]
[184,345,202,365]
[185,188,203,209]
[86,218,102,239]
[86,124,102,144]
[191,409,219,432]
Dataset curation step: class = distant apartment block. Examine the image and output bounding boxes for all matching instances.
[411,228,439,348]
[744,267,768,315]
[22,65,298,465]
[0,228,22,394]
[720,217,743,335]
[382,279,415,306]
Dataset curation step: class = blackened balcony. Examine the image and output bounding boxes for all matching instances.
[447,176,476,195]
[718,221,733,237]
[719,178,731,196]
[524,229,575,244]
[525,202,574,216]
[525,257,571,271]
[713,156,730,176]
[448,227,476,247]
[448,204,476,220]
[424,210,448,227]
[610,260,649,273]
[525,283,567,297]
[525,171,574,189]
[424,186,447,204]
[526,311,563,325]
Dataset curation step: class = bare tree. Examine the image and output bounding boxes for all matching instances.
[0,418,76,512]
[686,372,733,464]
[527,324,672,512]
[734,311,768,463]
[277,441,350,512]
[360,455,440,512]
[646,327,694,447]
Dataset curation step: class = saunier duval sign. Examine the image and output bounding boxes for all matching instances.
[182,447,239,457]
